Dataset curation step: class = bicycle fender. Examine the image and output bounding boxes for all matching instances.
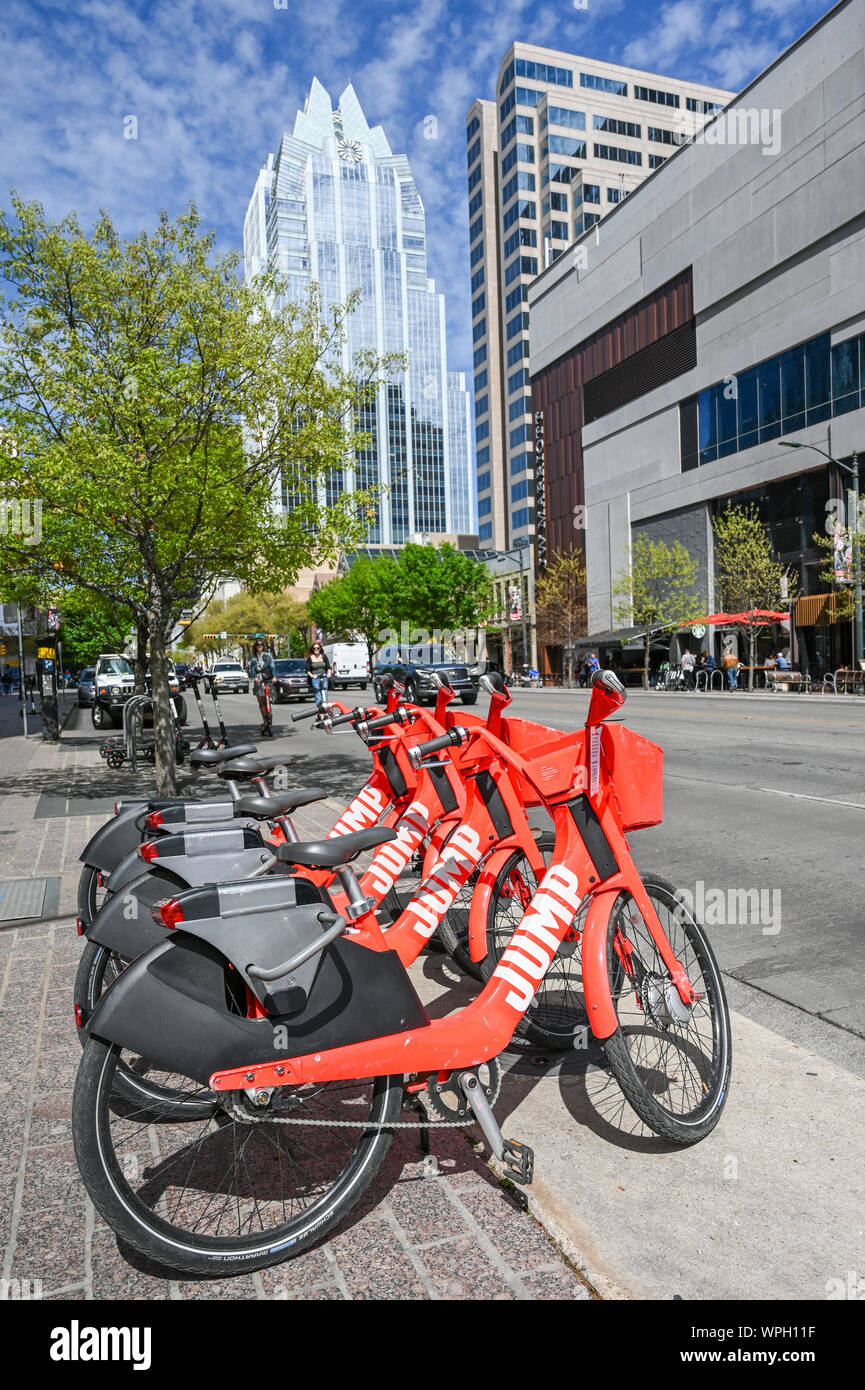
[86,927,429,1087]
[467,847,515,963]
[581,887,620,1039]
[86,867,191,956]
[105,827,273,896]
[79,803,147,873]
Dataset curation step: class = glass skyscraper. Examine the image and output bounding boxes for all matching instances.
[244,79,475,544]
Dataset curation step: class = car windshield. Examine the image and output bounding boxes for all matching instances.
[99,659,132,676]
[382,646,461,666]
[214,663,242,671]
[274,659,307,675]
[81,669,95,680]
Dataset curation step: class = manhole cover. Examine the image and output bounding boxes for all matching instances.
[0,877,61,923]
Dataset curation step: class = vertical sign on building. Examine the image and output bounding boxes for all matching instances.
[534,410,547,569]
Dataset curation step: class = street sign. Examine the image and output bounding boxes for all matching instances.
[37,646,55,659]
[513,536,530,549]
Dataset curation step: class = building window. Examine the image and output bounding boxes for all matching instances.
[594,143,642,165]
[503,227,537,258]
[505,255,538,285]
[476,444,490,467]
[550,219,568,239]
[687,97,724,114]
[508,367,529,394]
[472,317,486,343]
[511,478,534,501]
[471,266,485,293]
[648,154,666,170]
[474,368,488,393]
[502,170,536,205]
[507,339,530,366]
[593,116,641,138]
[478,495,492,516]
[503,199,536,231]
[510,451,530,475]
[580,72,627,96]
[634,85,680,107]
[687,330,865,469]
[477,470,490,493]
[475,394,488,417]
[479,521,493,541]
[472,291,486,319]
[510,423,530,448]
[512,505,535,528]
[473,343,487,368]
[501,142,536,177]
[467,138,481,167]
[505,283,530,313]
[607,188,621,203]
[512,57,572,86]
[469,189,483,217]
[509,394,531,421]
[476,419,490,442]
[506,311,529,339]
[469,216,483,245]
[501,114,534,147]
[467,116,480,141]
[548,163,579,186]
[582,212,600,228]
[549,134,587,159]
[648,126,688,146]
[548,105,586,130]
[583,183,600,203]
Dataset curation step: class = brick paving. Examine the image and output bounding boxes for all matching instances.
[0,717,594,1302]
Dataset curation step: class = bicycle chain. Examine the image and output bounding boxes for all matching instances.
[221,1063,503,1132]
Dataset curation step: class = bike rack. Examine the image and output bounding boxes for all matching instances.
[710,669,724,692]
[122,693,153,775]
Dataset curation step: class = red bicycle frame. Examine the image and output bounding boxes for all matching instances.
[208,677,695,1094]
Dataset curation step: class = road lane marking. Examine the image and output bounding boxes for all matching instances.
[665,772,865,809]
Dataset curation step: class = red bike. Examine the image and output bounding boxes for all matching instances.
[71,671,731,1275]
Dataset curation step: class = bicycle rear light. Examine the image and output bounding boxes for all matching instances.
[139,840,159,863]
[159,898,185,929]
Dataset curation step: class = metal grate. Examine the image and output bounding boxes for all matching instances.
[0,877,61,924]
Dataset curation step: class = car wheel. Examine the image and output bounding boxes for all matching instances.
[460,694,478,705]
[359,683,368,691]
[91,703,110,730]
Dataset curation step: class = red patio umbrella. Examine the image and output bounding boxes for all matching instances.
[728,609,788,623]
[684,612,736,626]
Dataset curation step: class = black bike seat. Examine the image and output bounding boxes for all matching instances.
[246,755,298,775]
[215,755,277,781]
[276,826,397,869]
[235,789,328,819]
[189,744,257,767]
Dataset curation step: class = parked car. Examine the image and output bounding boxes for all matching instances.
[209,661,250,694]
[77,667,96,707]
[272,657,311,704]
[324,641,370,692]
[373,643,478,706]
[91,654,135,729]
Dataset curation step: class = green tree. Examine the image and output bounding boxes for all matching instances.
[713,503,796,691]
[0,197,398,790]
[385,543,494,635]
[58,591,131,670]
[307,555,399,670]
[536,549,587,687]
[613,533,703,689]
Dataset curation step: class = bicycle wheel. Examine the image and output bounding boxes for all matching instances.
[73,942,217,1120]
[72,1037,402,1276]
[436,860,485,981]
[602,876,731,1143]
[480,832,589,1049]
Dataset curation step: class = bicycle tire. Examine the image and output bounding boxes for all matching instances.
[76,864,107,924]
[72,1037,402,1276]
[602,875,731,1143]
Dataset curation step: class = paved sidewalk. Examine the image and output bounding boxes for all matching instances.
[0,723,592,1302]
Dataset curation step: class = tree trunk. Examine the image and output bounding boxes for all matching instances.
[149,607,177,796]
[748,624,756,692]
[133,615,149,695]
[643,632,651,691]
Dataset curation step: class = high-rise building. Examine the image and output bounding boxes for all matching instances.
[245,79,474,545]
[467,44,733,551]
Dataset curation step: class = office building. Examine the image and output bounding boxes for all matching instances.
[528,0,865,676]
[467,44,732,551]
[246,79,475,545]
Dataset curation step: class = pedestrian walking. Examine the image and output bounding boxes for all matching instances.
[248,639,275,736]
[681,648,696,690]
[587,651,600,678]
[306,640,331,709]
[722,649,740,691]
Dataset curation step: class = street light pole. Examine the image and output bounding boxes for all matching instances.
[778,442,863,668]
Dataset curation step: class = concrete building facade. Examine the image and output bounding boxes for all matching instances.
[528,0,865,677]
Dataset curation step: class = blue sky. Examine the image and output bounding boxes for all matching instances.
[0,0,830,380]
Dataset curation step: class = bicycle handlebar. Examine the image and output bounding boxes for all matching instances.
[406,726,468,769]
[292,703,336,722]
[357,708,411,737]
[328,706,367,729]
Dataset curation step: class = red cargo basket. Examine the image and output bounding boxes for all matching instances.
[602,723,663,830]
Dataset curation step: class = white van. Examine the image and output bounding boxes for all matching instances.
[324,641,370,691]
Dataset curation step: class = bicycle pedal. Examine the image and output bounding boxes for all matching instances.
[502,1138,534,1186]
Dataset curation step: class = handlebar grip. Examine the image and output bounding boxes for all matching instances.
[406,726,468,769]
[357,708,409,736]
[329,707,366,728]
[291,703,335,722]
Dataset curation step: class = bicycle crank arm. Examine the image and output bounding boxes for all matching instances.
[457,1073,535,1185]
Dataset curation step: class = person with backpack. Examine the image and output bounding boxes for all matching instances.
[248,639,275,736]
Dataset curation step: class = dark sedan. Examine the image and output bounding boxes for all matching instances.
[373,644,478,706]
[77,667,96,707]
[272,658,311,704]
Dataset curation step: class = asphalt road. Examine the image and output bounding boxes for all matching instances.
[191,683,865,1056]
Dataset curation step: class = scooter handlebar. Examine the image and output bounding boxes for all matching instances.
[292,703,336,722]
[356,708,411,737]
[406,726,468,769]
